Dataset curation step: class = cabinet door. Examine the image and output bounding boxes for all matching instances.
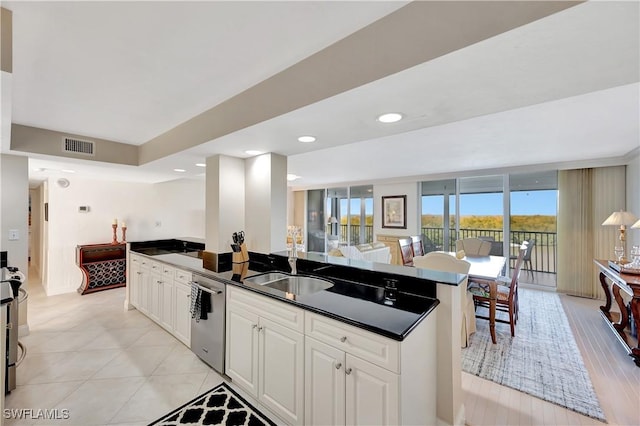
[305,337,346,426]
[259,317,304,425]
[226,304,260,398]
[345,354,399,426]
[173,282,191,346]
[149,273,163,323]
[130,262,141,308]
[138,269,150,315]
[160,278,174,331]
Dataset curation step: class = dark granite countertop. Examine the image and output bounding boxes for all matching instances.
[131,249,439,341]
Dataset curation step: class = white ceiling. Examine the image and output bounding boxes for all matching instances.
[2,1,639,187]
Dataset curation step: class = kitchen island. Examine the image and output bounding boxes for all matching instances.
[126,241,466,425]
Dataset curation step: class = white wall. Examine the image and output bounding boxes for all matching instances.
[627,151,640,249]
[373,182,420,239]
[205,155,245,253]
[245,153,287,253]
[0,155,28,276]
[44,177,205,295]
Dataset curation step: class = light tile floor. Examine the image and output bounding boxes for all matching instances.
[5,281,225,426]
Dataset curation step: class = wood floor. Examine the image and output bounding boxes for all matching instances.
[463,288,640,426]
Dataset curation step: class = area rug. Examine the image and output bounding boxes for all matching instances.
[462,288,606,422]
[149,382,276,426]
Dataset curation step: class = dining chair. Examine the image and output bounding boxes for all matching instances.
[467,242,527,344]
[413,252,474,347]
[410,235,424,257]
[398,238,414,266]
[455,238,492,256]
[510,238,535,278]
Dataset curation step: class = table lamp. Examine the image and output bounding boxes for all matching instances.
[602,210,638,263]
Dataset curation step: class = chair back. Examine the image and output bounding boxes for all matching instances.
[398,238,414,266]
[507,242,528,296]
[410,235,424,257]
[413,252,471,274]
[455,238,492,256]
[523,239,535,261]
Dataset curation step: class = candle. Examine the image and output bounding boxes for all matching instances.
[113,218,117,226]
[121,222,126,228]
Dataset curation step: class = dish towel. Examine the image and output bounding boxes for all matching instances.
[190,282,212,322]
[190,282,202,321]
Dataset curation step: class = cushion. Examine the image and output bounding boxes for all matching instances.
[356,243,373,252]
[372,242,386,249]
[467,278,511,301]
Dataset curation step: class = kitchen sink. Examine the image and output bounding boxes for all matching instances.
[244,272,333,296]
[262,276,334,295]
[244,272,290,286]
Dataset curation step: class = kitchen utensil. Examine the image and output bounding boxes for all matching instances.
[232,232,238,244]
[238,231,245,244]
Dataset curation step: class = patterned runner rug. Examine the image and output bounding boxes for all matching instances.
[462,288,606,422]
[149,382,276,426]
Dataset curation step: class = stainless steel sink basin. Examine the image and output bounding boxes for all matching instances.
[244,272,289,286]
[262,276,334,295]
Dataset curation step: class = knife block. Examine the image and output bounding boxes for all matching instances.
[233,243,249,264]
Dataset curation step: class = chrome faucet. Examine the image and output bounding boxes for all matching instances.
[288,244,298,275]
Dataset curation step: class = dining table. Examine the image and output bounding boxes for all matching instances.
[462,254,508,344]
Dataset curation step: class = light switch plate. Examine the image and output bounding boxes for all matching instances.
[8,229,19,241]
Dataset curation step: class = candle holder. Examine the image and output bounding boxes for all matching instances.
[121,226,127,243]
[111,224,119,245]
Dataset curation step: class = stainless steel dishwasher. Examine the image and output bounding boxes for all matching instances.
[190,273,226,374]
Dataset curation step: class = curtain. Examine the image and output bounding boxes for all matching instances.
[557,166,626,298]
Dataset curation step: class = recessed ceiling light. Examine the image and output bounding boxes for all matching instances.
[287,174,301,181]
[173,168,186,172]
[61,169,76,173]
[245,150,263,156]
[297,135,316,143]
[377,112,403,123]
[195,163,206,168]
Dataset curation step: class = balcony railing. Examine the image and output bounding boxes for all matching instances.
[421,227,557,274]
[325,225,557,275]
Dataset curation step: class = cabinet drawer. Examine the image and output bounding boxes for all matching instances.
[305,312,399,373]
[148,260,163,273]
[161,264,175,279]
[228,286,304,333]
[174,268,191,284]
[130,254,143,265]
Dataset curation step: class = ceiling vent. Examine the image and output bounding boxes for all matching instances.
[63,137,95,156]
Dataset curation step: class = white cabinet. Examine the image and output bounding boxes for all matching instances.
[304,335,399,426]
[173,270,191,346]
[305,337,345,426]
[128,253,192,348]
[159,264,175,331]
[129,254,150,315]
[344,352,399,426]
[226,286,304,425]
[226,304,259,395]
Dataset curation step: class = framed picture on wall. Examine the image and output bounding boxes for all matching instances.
[382,195,406,229]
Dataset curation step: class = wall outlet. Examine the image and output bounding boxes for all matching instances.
[8,229,19,241]
[78,206,90,213]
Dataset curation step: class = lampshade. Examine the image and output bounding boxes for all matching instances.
[329,216,338,224]
[632,219,640,229]
[602,210,638,226]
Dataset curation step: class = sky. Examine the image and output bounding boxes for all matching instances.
[334,190,557,217]
[422,190,558,216]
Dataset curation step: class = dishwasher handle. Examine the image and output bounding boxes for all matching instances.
[189,281,223,295]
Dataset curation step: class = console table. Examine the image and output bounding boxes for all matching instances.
[594,259,640,367]
[76,243,127,295]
